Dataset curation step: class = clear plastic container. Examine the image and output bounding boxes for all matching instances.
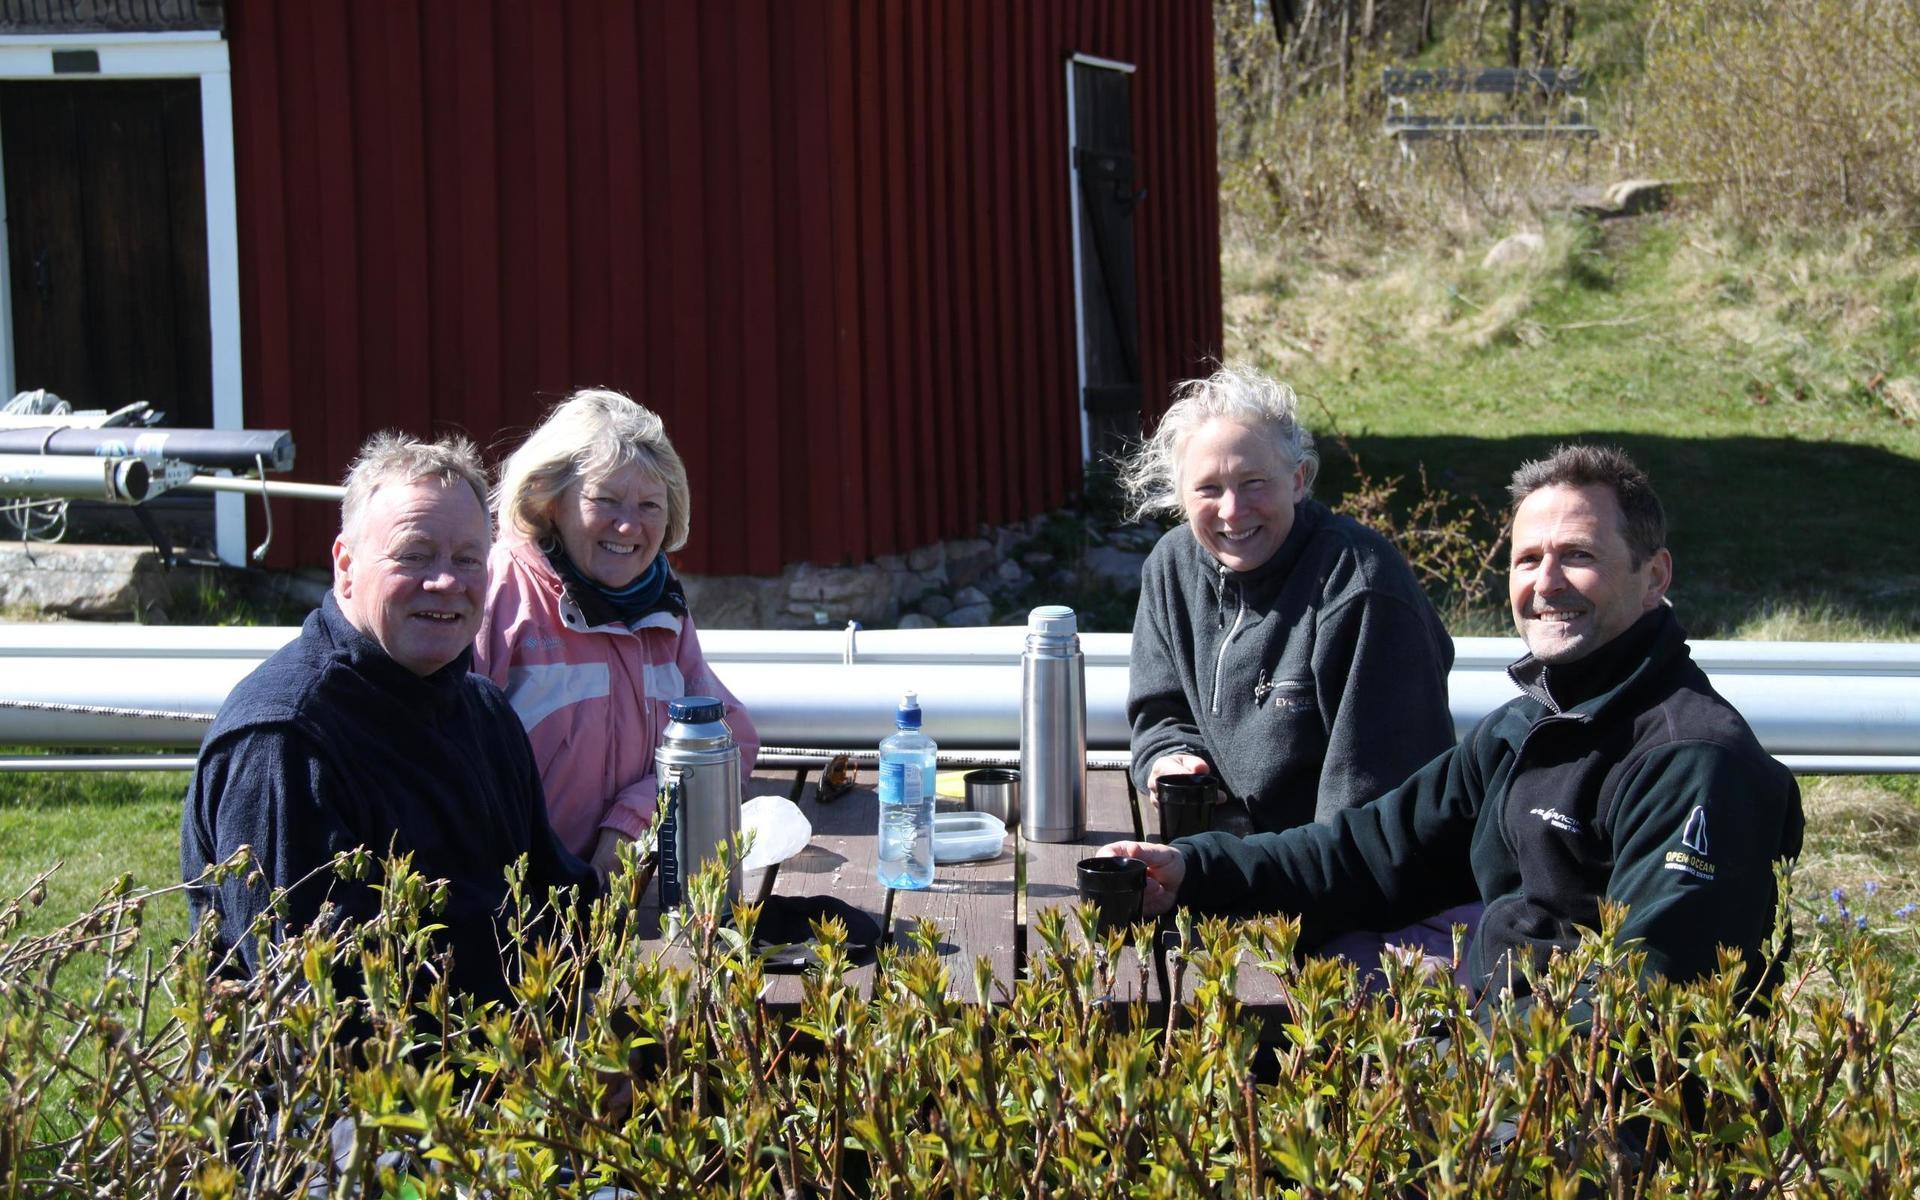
[932,811,1007,863]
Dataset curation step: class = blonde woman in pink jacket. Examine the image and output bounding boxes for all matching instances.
[476,388,759,881]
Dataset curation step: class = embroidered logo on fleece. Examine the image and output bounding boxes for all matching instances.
[1255,672,1317,715]
[1664,805,1716,880]
[1529,807,1584,835]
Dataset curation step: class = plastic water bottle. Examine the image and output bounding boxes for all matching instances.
[877,690,936,890]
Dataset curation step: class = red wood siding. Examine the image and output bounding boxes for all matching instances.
[228,0,1220,574]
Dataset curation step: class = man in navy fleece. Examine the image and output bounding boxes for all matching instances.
[182,432,596,1006]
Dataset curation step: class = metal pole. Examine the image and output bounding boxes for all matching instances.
[0,454,150,502]
[174,476,345,502]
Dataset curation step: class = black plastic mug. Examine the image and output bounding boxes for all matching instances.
[1155,773,1217,841]
[1076,856,1147,933]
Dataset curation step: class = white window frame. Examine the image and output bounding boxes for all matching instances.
[0,31,247,564]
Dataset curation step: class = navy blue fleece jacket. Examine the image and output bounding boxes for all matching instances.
[181,595,596,1006]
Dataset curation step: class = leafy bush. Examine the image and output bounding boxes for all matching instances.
[2,854,1916,1196]
[1639,0,1920,225]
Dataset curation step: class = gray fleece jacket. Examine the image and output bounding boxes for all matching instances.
[1128,498,1457,833]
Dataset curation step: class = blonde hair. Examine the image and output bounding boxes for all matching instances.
[339,431,489,545]
[492,388,692,552]
[1119,364,1318,522]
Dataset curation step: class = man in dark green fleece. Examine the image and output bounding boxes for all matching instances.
[1105,444,1804,1001]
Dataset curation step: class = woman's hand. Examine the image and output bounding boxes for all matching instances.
[591,828,633,885]
[1147,753,1211,793]
[1097,841,1186,917]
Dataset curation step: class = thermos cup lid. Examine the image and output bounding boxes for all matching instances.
[668,696,725,723]
[1027,605,1077,636]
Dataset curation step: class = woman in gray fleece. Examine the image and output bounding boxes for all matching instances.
[1121,364,1479,965]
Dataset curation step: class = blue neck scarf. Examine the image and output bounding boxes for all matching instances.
[544,544,684,624]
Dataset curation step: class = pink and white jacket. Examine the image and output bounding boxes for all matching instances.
[473,539,759,859]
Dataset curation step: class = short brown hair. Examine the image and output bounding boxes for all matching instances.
[1508,444,1666,567]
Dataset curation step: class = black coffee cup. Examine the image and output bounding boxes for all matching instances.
[1076,856,1147,933]
[1155,773,1217,841]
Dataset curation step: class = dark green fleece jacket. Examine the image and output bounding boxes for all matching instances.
[1129,498,1456,833]
[1175,607,1804,998]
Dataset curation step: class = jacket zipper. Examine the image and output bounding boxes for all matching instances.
[1210,567,1246,717]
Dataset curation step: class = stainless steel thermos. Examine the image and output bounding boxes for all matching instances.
[655,696,742,908]
[1020,605,1087,843]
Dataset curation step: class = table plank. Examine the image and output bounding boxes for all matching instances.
[1021,770,1161,1007]
[764,763,1013,1003]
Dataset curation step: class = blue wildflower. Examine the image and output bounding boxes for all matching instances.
[1830,887,1846,904]
[1857,915,1870,930]
[1816,913,1827,924]
[1896,904,1917,920]
[1864,880,1880,898]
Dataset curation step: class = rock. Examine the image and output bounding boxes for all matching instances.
[943,538,997,589]
[1481,231,1545,271]
[1604,178,1668,216]
[874,553,906,572]
[891,571,936,610]
[905,543,945,573]
[0,544,175,620]
[1572,178,1671,220]
[993,559,1026,587]
[785,562,898,626]
[897,612,937,630]
[1880,377,1920,422]
[1021,551,1057,570]
[1082,546,1147,588]
[944,602,993,626]
[920,594,955,619]
[681,573,776,628]
[952,585,990,609]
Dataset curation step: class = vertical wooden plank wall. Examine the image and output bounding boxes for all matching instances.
[228,0,1220,575]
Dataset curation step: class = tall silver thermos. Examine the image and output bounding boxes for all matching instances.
[1020,605,1087,843]
[655,696,742,909]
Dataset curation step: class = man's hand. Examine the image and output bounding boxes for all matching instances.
[1147,753,1211,796]
[1098,841,1186,917]
[590,828,632,886]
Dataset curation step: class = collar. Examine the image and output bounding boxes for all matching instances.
[1199,497,1327,605]
[1506,605,1681,717]
[507,539,688,634]
[317,591,474,697]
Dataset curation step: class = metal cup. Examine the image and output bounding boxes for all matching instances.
[1154,773,1217,841]
[963,768,1020,825]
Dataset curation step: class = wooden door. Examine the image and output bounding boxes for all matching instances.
[1070,60,1140,459]
[2,80,211,426]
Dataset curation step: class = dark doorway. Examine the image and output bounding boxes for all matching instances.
[1069,58,1140,461]
[2,80,211,426]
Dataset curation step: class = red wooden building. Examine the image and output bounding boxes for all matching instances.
[0,1,1221,574]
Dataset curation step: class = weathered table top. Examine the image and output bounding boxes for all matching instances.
[635,765,1292,1020]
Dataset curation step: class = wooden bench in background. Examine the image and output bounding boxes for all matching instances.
[1383,66,1597,142]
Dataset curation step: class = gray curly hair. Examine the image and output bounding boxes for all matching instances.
[1119,364,1318,522]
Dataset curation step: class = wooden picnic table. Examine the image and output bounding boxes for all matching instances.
[636,765,1294,1027]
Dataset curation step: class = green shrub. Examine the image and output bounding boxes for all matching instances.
[1638,0,1920,224]
[1,854,1915,1195]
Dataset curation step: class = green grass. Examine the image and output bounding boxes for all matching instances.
[0,767,189,947]
[1230,214,1920,639]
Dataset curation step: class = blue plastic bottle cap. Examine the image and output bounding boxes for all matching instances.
[669,696,725,723]
[1027,605,1077,636]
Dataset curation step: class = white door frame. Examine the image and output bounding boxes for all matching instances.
[0,31,247,564]
[1064,51,1135,465]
